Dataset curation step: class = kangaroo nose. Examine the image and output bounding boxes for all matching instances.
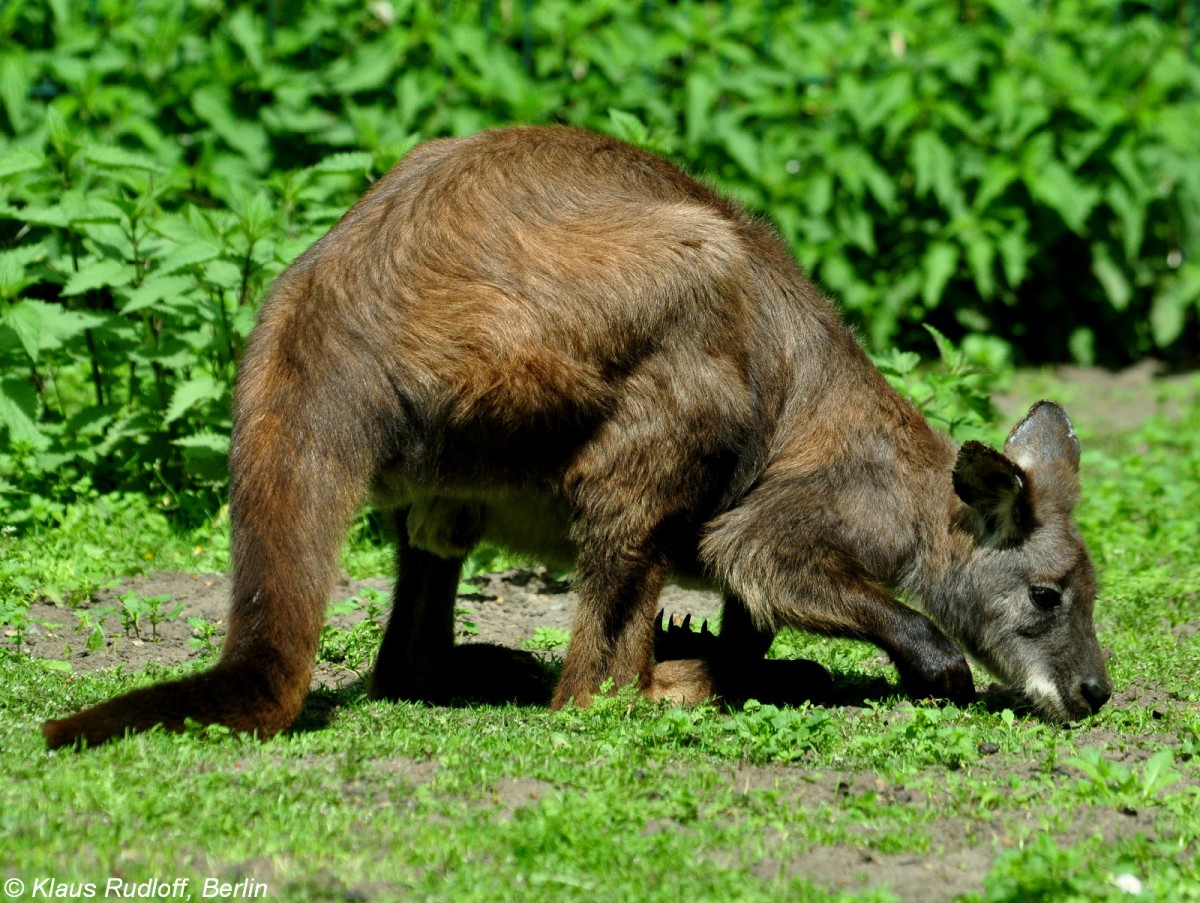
[1080,677,1111,713]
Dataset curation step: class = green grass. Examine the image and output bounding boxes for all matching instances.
[3,376,1200,900]
[0,487,229,605]
[3,676,1198,900]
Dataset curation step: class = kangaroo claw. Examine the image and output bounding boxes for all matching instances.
[655,609,718,661]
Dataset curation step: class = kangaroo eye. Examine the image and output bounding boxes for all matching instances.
[1030,586,1063,610]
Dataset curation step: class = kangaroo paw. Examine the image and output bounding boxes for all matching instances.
[645,659,721,706]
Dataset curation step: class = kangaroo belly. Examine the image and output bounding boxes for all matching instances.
[371,473,577,567]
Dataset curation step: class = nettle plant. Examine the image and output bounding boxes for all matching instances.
[1,0,1197,525]
[0,130,374,522]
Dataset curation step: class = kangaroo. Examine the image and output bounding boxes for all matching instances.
[43,126,1110,749]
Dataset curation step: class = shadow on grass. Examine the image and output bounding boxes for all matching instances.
[289,651,559,736]
[289,655,1027,737]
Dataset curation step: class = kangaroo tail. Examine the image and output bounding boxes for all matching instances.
[43,293,394,749]
[41,658,305,749]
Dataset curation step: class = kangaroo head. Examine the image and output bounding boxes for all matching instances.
[946,402,1111,721]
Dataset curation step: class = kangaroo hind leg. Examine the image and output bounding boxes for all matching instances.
[369,504,551,706]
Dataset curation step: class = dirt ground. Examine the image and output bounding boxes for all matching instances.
[17,567,722,685]
[16,362,1199,902]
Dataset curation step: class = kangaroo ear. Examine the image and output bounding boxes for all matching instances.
[952,441,1034,545]
[1002,401,1081,510]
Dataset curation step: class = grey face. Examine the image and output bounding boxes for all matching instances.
[950,402,1111,721]
[959,523,1110,721]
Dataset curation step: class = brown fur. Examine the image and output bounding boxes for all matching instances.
[42,127,1108,750]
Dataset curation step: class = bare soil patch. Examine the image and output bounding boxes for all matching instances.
[995,358,1198,437]
[17,568,721,683]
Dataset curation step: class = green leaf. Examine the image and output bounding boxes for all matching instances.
[191,87,270,171]
[0,377,45,448]
[0,51,31,133]
[0,146,44,181]
[684,70,719,150]
[154,243,221,276]
[176,430,232,482]
[837,207,875,255]
[911,131,962,214]
[164,374,220,425]
[3,300,107,360]
[1149,265,1200,348]
[1091,244,1132,312]
[1149,290,1185,348]
[607,109,650,148]
[1027,162,1100,234]
[923,324,959,367]
[327,44,397,94]
[229,188,276,240]
[965,236,996,299]
[997,230,1029,288]
[82,145,165,173]
[45,105,73,160]
[201,260,244,290]
[860,161,897,214]
[1105,182,1146,262]
[173,431,231,454]
[974,159,1018,212]
[61,259,136,296]
[28,193,126,228]
[226,8,266,72]
[1139,748,1181,799]
[311,152,375,176]
[120,275,197,315]
[15,205,69,228]
[873,349,921,377]
[232,305,258,339]
[921,242,959,308]
[721,123,762,181]
[0,244,49,300]
[1068,328,1095,366]
[63,404,117,440]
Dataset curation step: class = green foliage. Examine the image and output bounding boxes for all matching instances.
[0,485,228,610]
[1,0,1197,525]
[318,591,390,673]
[725,700,835,764]
[525,625,572,654]
[115,591,182,641]
[875,324,1009,442]
[186,615,220,656]
[982,835,1103,901]
[1066,747,1184,807]
[75,605,112,652]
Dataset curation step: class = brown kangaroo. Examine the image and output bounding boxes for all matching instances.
[42,126,1110,749]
